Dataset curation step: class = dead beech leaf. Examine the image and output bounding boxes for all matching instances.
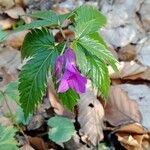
[118,44,136,61]
[124,68,150,81]
[109,61,147,79]
[4,5,25,19]
[78,90,104,147]
[115,123,150,150]
[0,46,21,88]
[28,136,46,150]
[20,144,35,150]
[0,18,15,30]
[121,84,150,131]
[4,31,28,49]
[0,0,15,10]
[104,86,142,126]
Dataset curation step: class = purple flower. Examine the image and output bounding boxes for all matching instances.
[54,55,64,76]
[54,48,87,94]
[58,64,87,94]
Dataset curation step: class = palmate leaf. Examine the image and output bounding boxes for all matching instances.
[0,125,19,150]
[48,116,75,145]
[19,29,57,118]
[74,5,106,38]
[58,88,79,111]
[72,41,110,99]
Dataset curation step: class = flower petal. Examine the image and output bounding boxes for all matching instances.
[58,79,69,93]
[54,55,64,76]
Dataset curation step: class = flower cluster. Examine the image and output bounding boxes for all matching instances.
[54,48,87,94]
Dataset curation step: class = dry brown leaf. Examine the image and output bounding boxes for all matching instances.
[0,0,15,10]
[0,46,21,88]
[27,114,44,131]
[4,31,28,49]
[78,90,104,147]
[124,68,150,81]
[4,5,25,19]
[121,84,150,131]
[118,44,136,61]
[115,123,150,150]
[20,144,35,150]
[28,136,46,150]
[0,116,12,126]
[104,86,142,126]
[109,61,147,79]
[0,18,15,30]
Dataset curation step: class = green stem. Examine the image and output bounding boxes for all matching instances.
[59,26,66,40]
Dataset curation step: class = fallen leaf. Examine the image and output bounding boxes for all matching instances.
[4,31,28,49]
[0,18,15,30]
[136,37,150,67]
[118,44,136,61]
[4,5,25,19]
[0,0,15,10]
[121,84,150,130]
[78,89,104,147]
[115,123,150,150]
[109,61,147,79]
[124,68,150,81]
[20,144,35,150]
[0,116,12,126]
[104,85,142,126]
[28,136,46,150]
[27,114,44,131]
[0,46,21,88]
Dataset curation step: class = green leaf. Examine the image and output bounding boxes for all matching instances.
[0,125,19,150]
[5,81,19,102]
[79,36,118,71]
[89,32,108,49]
[0,29,8,42]
[0,91,3,102]
[58,89,79,111]
[48,116,75,145]
[72,41,88,74]
[86,53,110,99]
[72,41,110,99]
[15,107,32,125]
[75,5,106,26]
[75,20,100,39]
[74,4,106,38]
[19,29,57,118]
[21,28,55,58]
[27,10,59,22]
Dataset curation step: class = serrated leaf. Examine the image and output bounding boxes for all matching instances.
[58,88,79,111]
[72,41,110,99]
[74,5,106,38]
[0,125,19,150]
[19,29,57,118]
[21,28,54,58]
[75,20,100,39]
[72,41,88,74]
[48,116,75,145]
[79,36,118,71]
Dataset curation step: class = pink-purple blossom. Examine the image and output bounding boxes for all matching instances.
[54,48,87,94]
